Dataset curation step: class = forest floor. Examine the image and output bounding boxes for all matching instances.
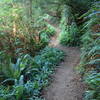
[43,21,86,100]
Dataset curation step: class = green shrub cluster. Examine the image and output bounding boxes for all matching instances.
[59,23,80,46]
[0,1,56,58]
[59,5,80,46]
[79,2,100,100]
[38,24,56,49]
[46,24,56,36]
[0,47,64,100]
[84,71,100,100]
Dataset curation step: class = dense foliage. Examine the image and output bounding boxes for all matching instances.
[79,2,100,100]
[0,0,56,58]
[59,5,80,46]
[0,47,64,100]
[0,0,99,100]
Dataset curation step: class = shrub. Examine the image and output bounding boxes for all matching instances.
[79,2,100,100]
[84,71,100,100]
[46,24,56,36]
[0,47,65,100]
[59,23,79,46]
[59,5,80,46]
[0,1,51,58]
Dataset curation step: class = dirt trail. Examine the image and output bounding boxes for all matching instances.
[43,21,85,100]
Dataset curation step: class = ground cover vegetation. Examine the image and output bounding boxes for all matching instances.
[0,47,64,100]
[0,0,100,100]
[79,2,100,100]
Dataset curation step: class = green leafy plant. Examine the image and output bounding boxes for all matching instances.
[59,5,80,46]
[46,24,56,36]
[0,47,65,100]
[79,2,100,100]
[84,71,100,100]
[0,0,51,58]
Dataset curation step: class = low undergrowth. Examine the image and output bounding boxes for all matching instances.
[0,1,56,58]
[0,47,65,100]
[59,5,81,46]
[79,2,100,100]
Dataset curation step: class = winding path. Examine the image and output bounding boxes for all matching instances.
[43,21,85,100]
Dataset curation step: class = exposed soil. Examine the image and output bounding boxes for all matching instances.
[43,21,85,100]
